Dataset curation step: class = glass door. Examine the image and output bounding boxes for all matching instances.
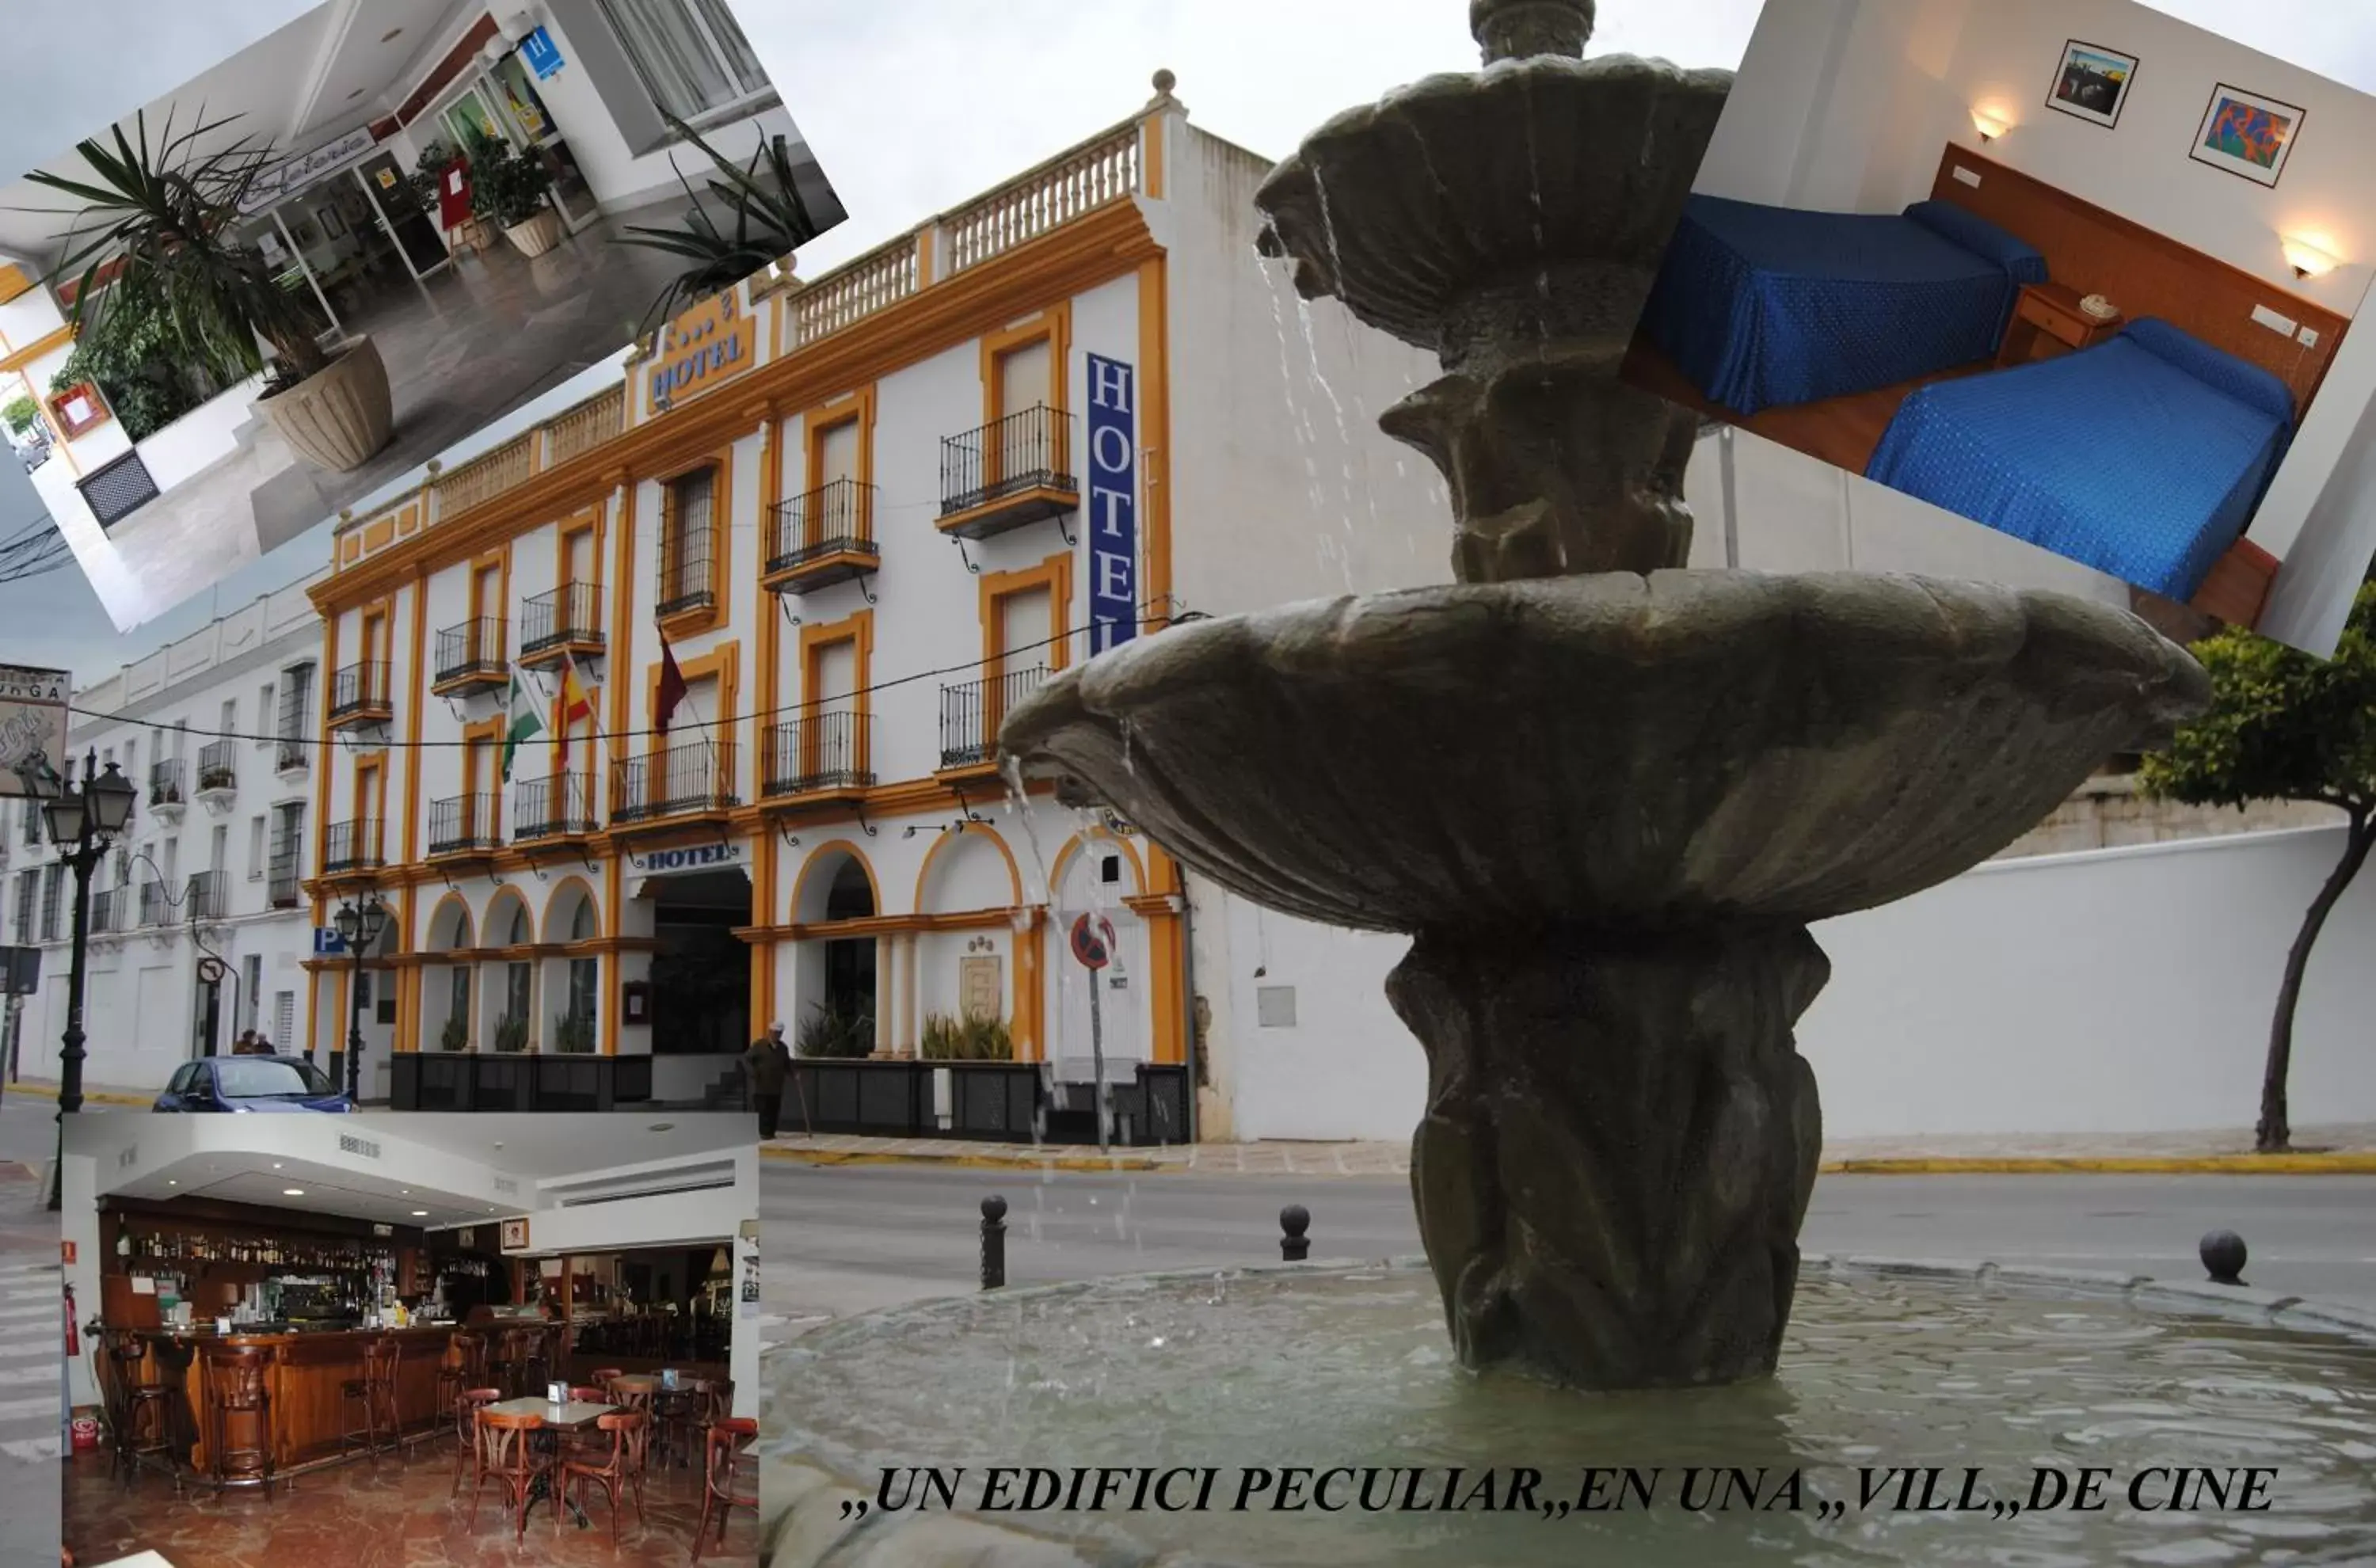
[352,155,451,282]
[489,55,598,231]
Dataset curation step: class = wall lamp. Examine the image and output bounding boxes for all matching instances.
[1970,108,2011,143]
[2282,237,2339,280]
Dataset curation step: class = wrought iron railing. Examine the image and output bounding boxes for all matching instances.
[521,583,604,658]
[137,879,167,927]
[433,618,508,686]
[939,667,1049,771]
[329,660,392,721]
[268,847,302,908]
[941,404,1076,518]
[513,774,597,841]
[610,739,737,824]
[322,818,384,874]
[657,471,718,618]
[761,710,873,797]
[147,757,186,807]
[765,478,877,577]
[427,794,501,856]
[185,870,223,922]
[196,740,237,794]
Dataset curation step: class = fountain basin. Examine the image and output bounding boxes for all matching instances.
[763,1259,2376,1566]
[1002,570,2208,937]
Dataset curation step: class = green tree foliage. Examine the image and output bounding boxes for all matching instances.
[2139,584,2376,1151]
[1,394,36,436]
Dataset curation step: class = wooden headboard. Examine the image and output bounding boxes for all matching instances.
[1926,146,2348,417]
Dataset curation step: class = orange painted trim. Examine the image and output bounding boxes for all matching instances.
[401,577,428,862]
[796,607,876,774]
[980,550,1076,676]
[1049,828,1147,898]
[980,303,1073,484]
[0,322,73,375]
[788,838,884,923]
[1140,112,1166,202]
[1137,255,1173,629]
[607,485,635,771]
[653,443,737,641]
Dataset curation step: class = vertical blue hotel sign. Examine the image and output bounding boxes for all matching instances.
[1085,354,1138,653]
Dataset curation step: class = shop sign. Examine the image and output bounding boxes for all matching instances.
[1085,354,1137,653]
[626,839,748,877]
[646,288,756,412]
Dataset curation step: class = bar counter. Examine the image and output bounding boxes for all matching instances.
[130,1323,463,1475]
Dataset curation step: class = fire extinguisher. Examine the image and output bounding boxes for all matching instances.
[63,1284,78,1358]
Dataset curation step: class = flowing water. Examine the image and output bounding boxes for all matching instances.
[767,1265,2376,1566]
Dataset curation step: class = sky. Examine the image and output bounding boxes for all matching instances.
[2,0,2372,687]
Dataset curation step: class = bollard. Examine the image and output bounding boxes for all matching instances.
[980,1195,1009,1291]
[1280,1204,1311,1262]
[2200,1228,2247,1286]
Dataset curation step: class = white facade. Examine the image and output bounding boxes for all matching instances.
[6,573,324,1090]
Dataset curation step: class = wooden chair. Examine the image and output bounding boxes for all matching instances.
[589,1367,626,1398]
[448,1387,501,1497]
[488,1327,531,1398]
[98,1334,177,1489]
[339,1336,402,1463]
[200,1343,276,1497]
[692,1417,758,1560]
[434,1334,484,1434]
[470,1407,551,1544]
[561,1410,649,1547]
[653,1378,706,1470]
[608,1381,653,1474]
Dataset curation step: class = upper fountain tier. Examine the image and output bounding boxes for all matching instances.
[1254,0,1729,367]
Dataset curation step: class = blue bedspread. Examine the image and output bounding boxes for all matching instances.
[1863,318,2294,600]
[1639,195,2047,415]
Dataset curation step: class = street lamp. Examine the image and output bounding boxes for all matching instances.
[40,750,137,1212]
[333,892,388,1102]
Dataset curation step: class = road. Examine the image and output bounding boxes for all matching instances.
[762,1159,2376,1330]
[0,1093,64,1568]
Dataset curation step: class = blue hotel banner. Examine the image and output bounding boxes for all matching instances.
[1085,353,1138,653]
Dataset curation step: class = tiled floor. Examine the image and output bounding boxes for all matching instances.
[63,1429,760,1567]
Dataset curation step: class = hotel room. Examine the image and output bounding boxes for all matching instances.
[1623,0,2376,655]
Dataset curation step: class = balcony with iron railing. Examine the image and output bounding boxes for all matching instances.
[520,583,605,667]
[185,870,223,922]
[322,817,385,876]
[610,739,738,826]
[760,710,874,801]
[513,774,598,843]
[655,518,717,622]
[147,757,186,813]
[432,618,508,697]
[196,740,237,799]
[939,404,1079,540]
[762,479,878,592]
[136,879,167,927]
[276,735,310,773]
[427,794,501,858]
[939,667,1049,775]
[328,661,394,729]
[268,847,302,909]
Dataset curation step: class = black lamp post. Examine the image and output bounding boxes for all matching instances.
[40,750,137,1212]
[333,892,388,1103]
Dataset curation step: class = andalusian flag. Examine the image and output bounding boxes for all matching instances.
[556,651,600,767]
[501,665,546,782]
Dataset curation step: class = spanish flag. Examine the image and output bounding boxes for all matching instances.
[555,652,600,767]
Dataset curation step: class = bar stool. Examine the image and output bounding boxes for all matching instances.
[488,1327,529,1398]
[434,1334,484,1436]
[449,1387,502,1497]
[561,1410,649,1547]
[339,1336,402,1463]
[200,1343,276,1498]
[470,1407,552,1546]
[692,1417,758,1560]
[653,1378,706,1470]
[101,1334,177,1489]
[522,1326,555,1393]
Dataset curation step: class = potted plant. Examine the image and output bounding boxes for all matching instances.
[550,1009,595,1054]
[493,1012,529,1053]
[617,114,830,333]
[470,139,562,258]
[20,109,394,474]
[795,996,874,1059]
[439,1012,470,1052]
[920,1012,1015,1061]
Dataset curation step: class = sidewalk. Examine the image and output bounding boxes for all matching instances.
[13,1075,2374,1173]
[0,1162,63,1568]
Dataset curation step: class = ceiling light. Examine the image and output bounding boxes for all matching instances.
[649,1123,674,1132]
[272,1163,282,1170]
[412,1210,428,1217]
[166,1180,177,1186]
[284,1188,305,1197]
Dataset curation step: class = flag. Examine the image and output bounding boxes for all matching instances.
[500,666,546,783]
[654,634,688,738]
[556,652,599,767]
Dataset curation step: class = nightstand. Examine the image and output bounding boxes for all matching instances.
[1996,282,2123,367]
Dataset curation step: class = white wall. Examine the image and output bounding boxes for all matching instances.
[136,378,265,492]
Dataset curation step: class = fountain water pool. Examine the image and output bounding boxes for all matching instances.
[763,1262,2376,1566]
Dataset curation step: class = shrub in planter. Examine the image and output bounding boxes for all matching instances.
[470,140,559,253]
[550,1010,595,1054]
[493,1013,529,1054]
[795,997,874,1059]
[920,1013,1015,1061]
[440,1013,470,1052]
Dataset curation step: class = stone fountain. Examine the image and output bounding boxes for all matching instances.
[1000,0,2208,1391]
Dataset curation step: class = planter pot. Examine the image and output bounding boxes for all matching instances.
[258,336,394,474]
[504,207,564,258]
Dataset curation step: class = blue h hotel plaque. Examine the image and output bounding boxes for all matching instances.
[1085,354,1138,653]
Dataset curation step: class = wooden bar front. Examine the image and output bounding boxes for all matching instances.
[131,1325,462,1474]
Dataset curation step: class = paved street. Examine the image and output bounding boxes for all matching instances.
[761,1159,2376,1333]
[0,1094,64,1568]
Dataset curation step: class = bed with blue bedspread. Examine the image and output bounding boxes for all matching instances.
[1864,318,2294,601]
[1637,194,2048,416]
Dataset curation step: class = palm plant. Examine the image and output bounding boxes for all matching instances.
[440,1012,470,1052]
[794,996,874,1059]
[16,108,331,391]
[493,1012,530,1054]
[615,115,825,334]
[550,1009,596,1054]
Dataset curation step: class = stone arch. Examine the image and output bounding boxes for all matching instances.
[484,886,535,950]
[424,890,475,951]
[792,840,882,925]
[912,823,1023,915]
[1048,828,1147,901]
[541,875,600,946]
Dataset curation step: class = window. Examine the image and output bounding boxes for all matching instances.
[596,0,767,124]
[277,664,313,769]
[660,466,715,614]
[566,898,597,1026]
[40,865,63,941]
[272,991,295,1052]
[220,698,237,738]
[449,967,472,1036]
[166,1064,199,1096]
[10,870,32,943]
[257,682,275,747]
[209,823,228,873]
[248,815,266,879]
[20,799,39,847]
[242,955,261,1033]
[506,961,531,1025]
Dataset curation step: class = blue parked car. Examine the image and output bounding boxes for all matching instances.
[154,1055,354,1113]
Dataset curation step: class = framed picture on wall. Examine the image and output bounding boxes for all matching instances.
[46,382,110,440]
[500,1217,529,1250]
[2045,40,2138,130]
[2191,83,2306,188]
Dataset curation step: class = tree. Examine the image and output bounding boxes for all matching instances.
[2138,582,2376,1151]
[0,394,36,436]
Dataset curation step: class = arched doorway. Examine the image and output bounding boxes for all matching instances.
[1047,836,1148,1079]
[790,847,877,1057]
[425,898,475,1052]
[646,867,753,1054]
[485,889,535,1052]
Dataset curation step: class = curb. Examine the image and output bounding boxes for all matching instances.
[765,1146,1164,1173]
[4,1083,151,1109]
[757,1144,2376,1176]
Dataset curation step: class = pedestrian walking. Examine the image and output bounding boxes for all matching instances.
[744,1021,792,1140]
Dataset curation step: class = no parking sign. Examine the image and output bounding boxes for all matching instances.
[1068,913,1117,970]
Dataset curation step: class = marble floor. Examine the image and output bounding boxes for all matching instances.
[59,191,725,633]
[63,1427,758,1567]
